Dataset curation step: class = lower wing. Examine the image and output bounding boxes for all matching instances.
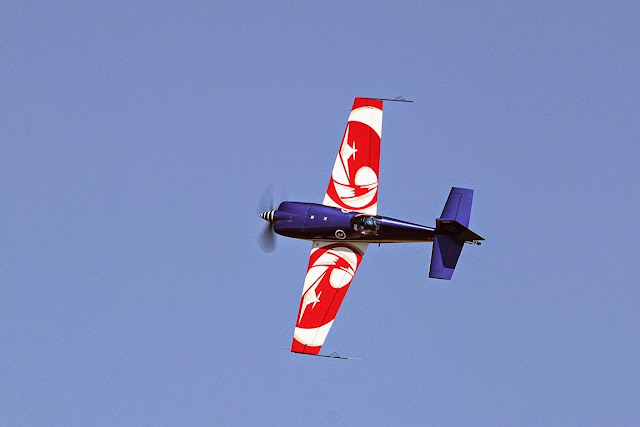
[291,241,368,355]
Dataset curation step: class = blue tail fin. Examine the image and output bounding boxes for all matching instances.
[439,187,473,227]
[429,235,464,280]
[429,187,483,280]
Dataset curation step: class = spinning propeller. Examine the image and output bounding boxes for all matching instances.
[257,186,282,253]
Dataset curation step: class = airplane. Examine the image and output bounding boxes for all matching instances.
[259,97,483,358]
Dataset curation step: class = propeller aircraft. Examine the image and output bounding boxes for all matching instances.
[259,97,483,358]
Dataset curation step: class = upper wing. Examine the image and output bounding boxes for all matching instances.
[291,241,368,355]
[322,98,383,215]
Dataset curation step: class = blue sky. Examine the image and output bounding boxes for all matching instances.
[2,2,640,425]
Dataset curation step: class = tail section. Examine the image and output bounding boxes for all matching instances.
[429,235,465,280]
[429,187,483,280]
[439,187,473,227]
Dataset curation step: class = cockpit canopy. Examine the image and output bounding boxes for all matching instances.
[351,215,380,236]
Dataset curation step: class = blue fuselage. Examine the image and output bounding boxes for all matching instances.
[272,202,434,243]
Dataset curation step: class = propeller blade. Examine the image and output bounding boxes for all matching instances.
[257,185,287,253]
[257,185,275,215]
[258,224,276,253]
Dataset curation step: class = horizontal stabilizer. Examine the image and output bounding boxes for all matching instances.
[440,187,474,227]
[429,187,483,279]
[429,235,464,280]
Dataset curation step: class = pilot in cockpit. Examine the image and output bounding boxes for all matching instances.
[353,216,380,235]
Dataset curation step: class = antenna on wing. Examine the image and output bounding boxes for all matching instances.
[366,96,414,103]
[290,350,361,360]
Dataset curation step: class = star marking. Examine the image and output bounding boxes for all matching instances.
[342,141,357,161]
[299,281,323,323]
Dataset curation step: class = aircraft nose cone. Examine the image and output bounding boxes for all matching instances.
[260,210,275,224]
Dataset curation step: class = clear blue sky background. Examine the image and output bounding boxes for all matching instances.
[2,2,639,425]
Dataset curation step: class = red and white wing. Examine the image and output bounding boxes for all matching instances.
[323,98,383,215]
[291,241,368,355]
